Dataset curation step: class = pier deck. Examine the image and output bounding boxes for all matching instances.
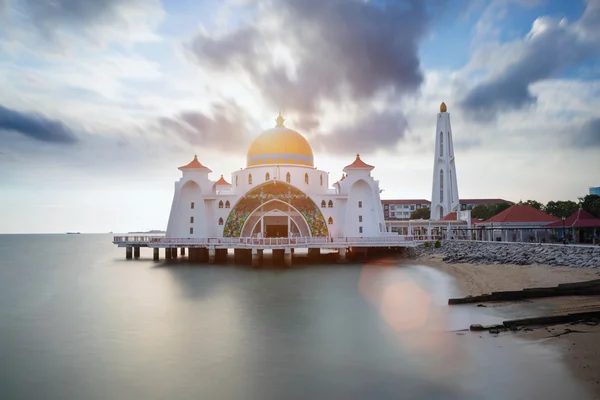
[112,235,431,249]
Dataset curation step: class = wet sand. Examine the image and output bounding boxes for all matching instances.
[414,254,600,399]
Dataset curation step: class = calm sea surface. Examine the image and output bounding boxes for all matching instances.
[0,234,592,400]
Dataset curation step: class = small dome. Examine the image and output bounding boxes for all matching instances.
[246,113,314,167]
[440,102,447,113]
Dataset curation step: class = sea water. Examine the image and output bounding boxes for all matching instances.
[0,234,592,400]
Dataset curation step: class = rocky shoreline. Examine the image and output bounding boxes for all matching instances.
[415,241,600,268]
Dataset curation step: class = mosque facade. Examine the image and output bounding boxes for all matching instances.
[165,113,388,239]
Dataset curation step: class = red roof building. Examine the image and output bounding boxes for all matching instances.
[440,212,457,221]
[482,205,559,224]
[381,199,431,205]
[546,209,600,228]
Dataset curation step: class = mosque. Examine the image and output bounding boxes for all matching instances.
[165,113,388,239]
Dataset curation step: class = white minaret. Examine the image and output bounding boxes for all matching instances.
[430,102,460,220]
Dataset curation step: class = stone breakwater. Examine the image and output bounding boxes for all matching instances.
[415,241,600,268]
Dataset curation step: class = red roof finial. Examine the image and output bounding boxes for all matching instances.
[178,154,212,172]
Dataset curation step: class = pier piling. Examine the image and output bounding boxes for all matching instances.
[284,248,292,268]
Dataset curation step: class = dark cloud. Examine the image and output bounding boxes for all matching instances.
[460,2,600,121]
[159,101,252,152]
[19,0,148,26]
[0,104,78,144]
[311,111,408,154]
[573,118,600,147]
[190,0,430,128]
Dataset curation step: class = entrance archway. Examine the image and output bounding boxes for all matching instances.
[241,200,312,238]
[223,181,329,237]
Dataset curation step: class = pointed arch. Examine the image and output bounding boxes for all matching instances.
[321,200,326,208]
[440,132,444,157]
[225,200,230,208]
[328,200,333,208]
[328,217,333,225]
[305,173,309,184]
[223,181,329,237]
[286,172,291,183]
[248,174,252,185]
[218,200,224,208]
[235,175,238,186]
[320,175,323,186]
[218,217,224,225]
[265,172,270,181]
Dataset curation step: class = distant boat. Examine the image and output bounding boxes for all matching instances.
[66,232,81,234]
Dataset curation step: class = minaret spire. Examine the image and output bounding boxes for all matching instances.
[430,102,460,220]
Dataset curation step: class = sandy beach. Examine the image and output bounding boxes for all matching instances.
[416,254,600,399]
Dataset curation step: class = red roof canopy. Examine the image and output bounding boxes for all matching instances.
[179,155,212,172]
[546,209,600,228]
[483,205,559,223]
[215,175,231,186]
[343,154,374,171]
[440,212,457,221]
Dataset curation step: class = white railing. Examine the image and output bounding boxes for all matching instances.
[113,235,435,246]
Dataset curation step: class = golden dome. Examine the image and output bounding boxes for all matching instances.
[440,102,447,112]
[247,113,314,167]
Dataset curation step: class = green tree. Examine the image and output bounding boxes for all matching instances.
[523,200,543,210]
[471,202,512,220]
[411,207,430,219]
[579,194,600,218]
[544,200,579,218]
[492,202,512,215]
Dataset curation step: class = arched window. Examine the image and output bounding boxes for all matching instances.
[286,172,291,183]
[305,173,309,184]
[358,201,362,208]
[440,132,444,157]
[439,170,444,202]
[235,176,238,186]
[218,200,224,208]
[320,175,323,186]
[321,200,326,208]
[265,172,270,181]
[328,217,333,225]
[218,217,224,225]
[248,174,252,185]
[328,200,333,208]
[225,200,230,208]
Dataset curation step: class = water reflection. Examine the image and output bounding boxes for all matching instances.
[0,236,593,400]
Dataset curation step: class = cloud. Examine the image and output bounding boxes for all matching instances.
[312,110,408,154]
[573,118,600,147]
[460,1,600,121]
[158,101,253,152]
[3,0,163,45]
[190,0,430,129]
[0,104,78,143]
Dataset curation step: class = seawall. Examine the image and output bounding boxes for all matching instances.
[415,241,600,268]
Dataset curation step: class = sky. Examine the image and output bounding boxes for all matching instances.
[0,0,599,233]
